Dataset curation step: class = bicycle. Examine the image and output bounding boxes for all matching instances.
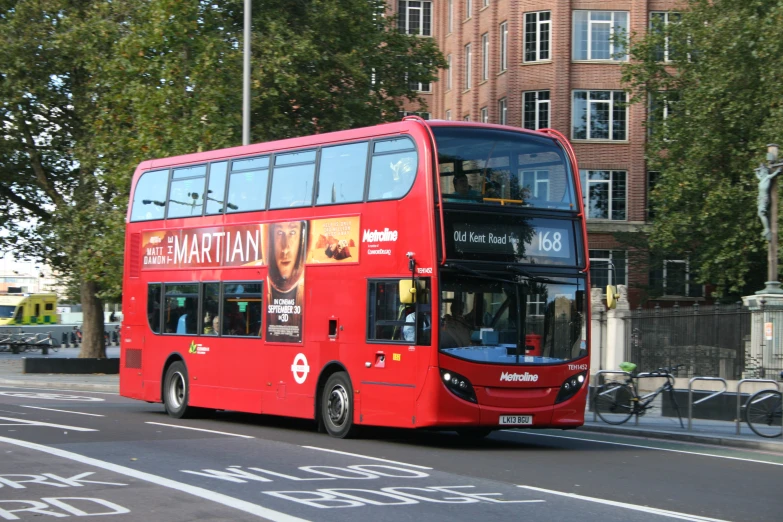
[594,362,685,427]
[743,374,783,438]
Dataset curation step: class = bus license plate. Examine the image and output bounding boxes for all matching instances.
[499,415,532,425]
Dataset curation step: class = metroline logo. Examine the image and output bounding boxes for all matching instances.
[362,228,398,242]
[499,372,539,382]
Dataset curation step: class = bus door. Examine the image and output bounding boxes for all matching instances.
[361,278,431,427]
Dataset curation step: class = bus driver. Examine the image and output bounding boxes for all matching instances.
[266,220,308,342]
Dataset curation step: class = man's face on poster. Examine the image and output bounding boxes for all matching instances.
[272,221,302,280]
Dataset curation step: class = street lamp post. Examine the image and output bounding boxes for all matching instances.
[756,143,783,294]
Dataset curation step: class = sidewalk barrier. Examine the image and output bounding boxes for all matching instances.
[736,379,781,435]
[688,377,727,431]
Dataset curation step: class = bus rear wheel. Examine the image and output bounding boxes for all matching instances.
[322,372,356,438]
[163,361,193,419]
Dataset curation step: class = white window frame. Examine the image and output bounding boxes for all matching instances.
[463,114,471,122]
[662,260,703,297]
[572,90,628,141]
[480,107,489,123]
[481,33,490,81]
[499,21,508,72]
[398,1,432,36]
[446,109,452,121]
[520,170,550,200]
[524,11,551,63]
[498,97,507,125]
[526,294,546,317]
[650,11,680,63]
[448,0,453,33]
[483,0,490,8]
[464,43,472,90]
[523,90,550,130]
[465,0,472,20]
[589,250,628,287]
[572,10,628,61]
[580,169,627,221]
[400,111,431,120]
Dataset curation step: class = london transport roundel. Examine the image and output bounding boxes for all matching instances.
[291,353,310,384]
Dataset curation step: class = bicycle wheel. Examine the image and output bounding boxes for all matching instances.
[745,390,782,438]
[594,382,635,425]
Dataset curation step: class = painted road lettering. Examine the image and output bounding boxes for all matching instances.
[180,464,429,483]
[0,473,126,489]
[0,498,129,519]
[263,485,543,509]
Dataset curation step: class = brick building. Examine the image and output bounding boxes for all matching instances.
[395,0,700,308]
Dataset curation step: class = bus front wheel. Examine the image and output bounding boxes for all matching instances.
[163,361,193,419]
[322,372,356,438]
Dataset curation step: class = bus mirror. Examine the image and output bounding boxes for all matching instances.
[399,280,416,304]
[606,285,618,309]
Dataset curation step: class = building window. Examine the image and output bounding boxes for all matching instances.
[463,114,470,121]
[448,0,453,33]
[464,43,472,90]
[650,259,703,298]
[398,1,432,36]
[480,107,489,123]
[524,11,550,62]
[573,10,628,61]
[446,109,452,121]
[580,170,627,220]
[499,21,508,71]
[446,54,452,90]
[465,0,472,20]
[398,111,431,120]
[572,90,628,141]
[523,90,549,130]
[589,250,628,288]
[647,171,660,220]
[648,91,680,138]
[409,79,431,93]
[650,12,681,62]
[498,98,507,125]
[481,33,489,81]
[483,0,490,8]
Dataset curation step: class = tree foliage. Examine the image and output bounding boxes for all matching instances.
[621,0,783,297]
[0,0,444,355]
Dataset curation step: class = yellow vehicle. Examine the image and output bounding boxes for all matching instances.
[0,293,59,326]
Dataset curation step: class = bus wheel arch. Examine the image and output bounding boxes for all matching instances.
[161,355,193,419]
[315,363,356,438]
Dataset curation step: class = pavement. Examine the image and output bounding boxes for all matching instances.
[1,346,781,453]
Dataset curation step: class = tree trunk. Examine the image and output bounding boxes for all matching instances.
[79,279,106,358]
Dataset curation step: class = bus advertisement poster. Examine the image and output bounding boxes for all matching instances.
[308,216,360,264]
[265,220,308,343]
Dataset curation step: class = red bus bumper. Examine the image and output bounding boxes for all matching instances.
[413,365,587,430]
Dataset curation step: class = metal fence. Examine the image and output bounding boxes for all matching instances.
[622,303,782,380]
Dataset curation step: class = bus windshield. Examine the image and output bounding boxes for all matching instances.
[433,126,576,210]
[0,305,16,318]
[439,273,586,365]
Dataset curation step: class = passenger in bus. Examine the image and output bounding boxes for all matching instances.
[266,220,307,342]
[447,173,480,200]
[440,302,473,348]
[176,298,197,334]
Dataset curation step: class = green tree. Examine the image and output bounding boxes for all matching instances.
[0,0,444,356]
[621,0,783,298]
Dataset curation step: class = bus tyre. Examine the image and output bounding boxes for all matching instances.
[163,361,193,419]
[322,372,356,439]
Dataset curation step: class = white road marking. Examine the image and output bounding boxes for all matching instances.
[0,385,117,396]
[0,416,97,431]
[21,405,104,417]
[518,485,730,522]
[146,422,255,439]
[500,430,783,467]
[0,435,309,522]
[302,446,433,470]
[0,391,104,401]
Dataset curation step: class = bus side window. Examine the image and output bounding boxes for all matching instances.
[147,284,162,334]
[222,283,262,337]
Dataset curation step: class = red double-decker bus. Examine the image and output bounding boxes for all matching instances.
[120,117,590,438]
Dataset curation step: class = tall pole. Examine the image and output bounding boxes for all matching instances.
[242,0,251,146]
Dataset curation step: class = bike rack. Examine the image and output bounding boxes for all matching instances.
[687,377,727,431]
[735,379,781,435]
[592,370,633,423]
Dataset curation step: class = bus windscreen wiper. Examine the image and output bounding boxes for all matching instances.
[505,265,559,284]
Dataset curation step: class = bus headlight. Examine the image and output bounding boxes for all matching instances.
[440,368,477,403]
[555,371,587,404]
